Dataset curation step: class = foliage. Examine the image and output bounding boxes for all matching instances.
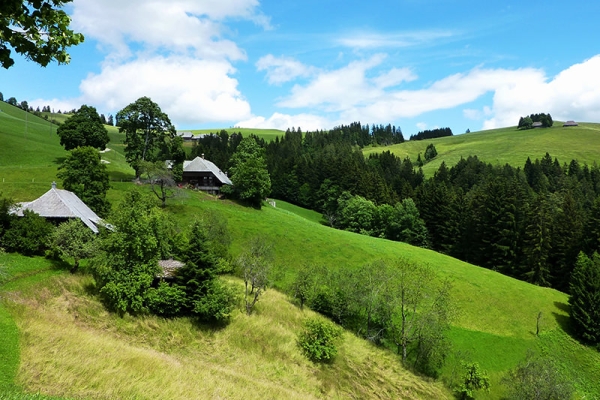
[297,317,343,362]
[50,219,97,272]
[569,252,600,345]
[56,105,109,150]
[192,280,237,323]
[292,264,315,309]
[0,0,84,69]
[410,127,453,141]
[455,362,490,400]
[92,191,162,315]
[144,282,187,317]
[2,210,53,256]
[238,236,271,315]
[57,146,111,217]
[116,97,176,178]
[502,352,573,400]
[519,113,553,129]
[229,137,271,207]
[424,143,438,161]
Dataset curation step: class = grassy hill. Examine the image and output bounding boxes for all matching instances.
[2,106,600,398]
[363,123,600,176]
[189,127,286,142]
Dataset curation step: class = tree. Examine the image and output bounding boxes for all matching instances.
[92,191,162,315]
[56,105,110,150]
[238,236,271,315]
[455,362,490,400]
[116,97,176,178]
[57,146,110,217]
[502,352,573,400]
[2,209,54,256]
[424,143,437,161]
[569,252,600,345]
[0,92,3,101]
[292,264,316,310]
[0,0,84,69]
[139,161,178,207]
[50,219,97,272]
[6,97,17,106]
[107,114,114,126]
[385,259,453,376]
[228,137,271,207]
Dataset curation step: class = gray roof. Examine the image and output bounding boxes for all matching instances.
[183,156,232,185]
[563,121,578,126]
[14,184,103,233]
[177,131,194,139]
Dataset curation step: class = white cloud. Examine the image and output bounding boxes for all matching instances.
[78,56,251,125]
[483,55,600,129]
[256,55,316,85]
[71,0,269,60]
[236,112,334,131]
[416,122,428,131]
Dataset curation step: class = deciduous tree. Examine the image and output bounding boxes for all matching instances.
[57,146,110,217]
[0,0,84,69]
[56,105,109,150]
[229,137,271,207]
[50,219,98,272]
[238,236,271,315]
[116,97,176,178]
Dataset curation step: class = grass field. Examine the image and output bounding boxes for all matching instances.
[2,103,600,398]
[364,123,600,176]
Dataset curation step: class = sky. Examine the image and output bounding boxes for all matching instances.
[2,0,600,136]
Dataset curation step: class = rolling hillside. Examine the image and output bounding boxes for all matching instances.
[363,123,600,176]
[2,105,600,398]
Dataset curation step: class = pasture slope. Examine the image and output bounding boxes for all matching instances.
[363,123,600,176]
[1,104,600,399]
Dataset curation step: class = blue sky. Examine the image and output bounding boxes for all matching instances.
[2,0,600,136]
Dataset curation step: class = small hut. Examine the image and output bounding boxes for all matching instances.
[563,120,578,127]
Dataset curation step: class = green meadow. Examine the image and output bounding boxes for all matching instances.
[1,103,600,398]
[188,127,286,142]
[363,123,600,176]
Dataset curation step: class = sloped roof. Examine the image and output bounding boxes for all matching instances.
[158,259,185,278]
[563,120,578,126]
[15,184,103,233]
[183,156,232,185]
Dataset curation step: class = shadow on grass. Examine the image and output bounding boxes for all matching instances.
[552,301,572,334]
[53,157,66,165]
[109,171,135,182]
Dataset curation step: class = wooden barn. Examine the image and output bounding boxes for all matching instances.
[176,156,232,194]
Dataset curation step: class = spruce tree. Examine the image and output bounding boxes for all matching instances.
[569,252,600,344]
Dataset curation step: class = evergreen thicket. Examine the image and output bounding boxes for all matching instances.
[409,127,453,141]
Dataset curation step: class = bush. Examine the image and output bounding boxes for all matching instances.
[192,280,237,323]
[2,210,54,256]
[298,317,343,362]
[145,282,187,317]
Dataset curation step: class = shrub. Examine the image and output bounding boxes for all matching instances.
[298,317,343,362]
[192,280,237,323]
[145,282,187,317]
[2,210,54,256]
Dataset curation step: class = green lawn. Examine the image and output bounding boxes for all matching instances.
[364,123,600,176]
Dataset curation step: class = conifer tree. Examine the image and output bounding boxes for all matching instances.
[569,252,600,344]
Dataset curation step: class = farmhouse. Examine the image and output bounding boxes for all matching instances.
[532,122,543,128]
[157,259,185,283]
[563,120,579,127]
[12,182,104,233]
[177,131,195,141]
[175,155,232,194]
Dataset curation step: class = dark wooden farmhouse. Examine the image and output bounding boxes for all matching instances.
[12,182,104,232]
[563,120,579,127]
[175,156,232,194]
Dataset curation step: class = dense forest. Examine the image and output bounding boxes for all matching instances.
[192,123,600,294]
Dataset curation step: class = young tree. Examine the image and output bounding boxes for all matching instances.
[238,236,272,315]
[569,252,600,345]
[56,105,110,150]
[0,0,84,69]
[228,137,271,207]
[57,146,111,217]
[455,362,490,400]
[116,97,176,178]
[50,219,98,272]
[385,258,453,376]
[292,264,316,310]
[297,317,343,362]
[139,161,178,208]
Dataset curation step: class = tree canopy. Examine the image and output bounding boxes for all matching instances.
[0,0,84,69]
[57,146,110,217]
[229,137,271,207]
[116,97,176,178]
[56,105,110,150]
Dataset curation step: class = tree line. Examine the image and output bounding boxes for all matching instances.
[409,127,453,141]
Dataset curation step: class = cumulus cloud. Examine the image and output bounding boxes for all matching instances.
[71,0,269,60]
[78,56,251,124]
[256,55,316,85]
[236,112,334,131]
[482,55,600,129]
